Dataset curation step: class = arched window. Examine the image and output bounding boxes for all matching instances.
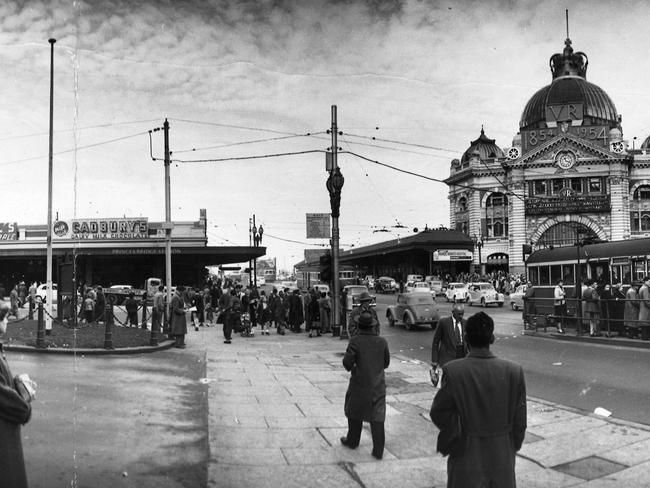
[458,197,467,212]
[630,185,650,233]
[485,192,508,238]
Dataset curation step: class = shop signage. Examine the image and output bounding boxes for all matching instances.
[433,249,473,261]
[306,213,330,239]
[53,218,149,240]
[525,195,610,215]
[0,222,18,240]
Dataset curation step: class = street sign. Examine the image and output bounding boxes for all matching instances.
[306,213,331,239]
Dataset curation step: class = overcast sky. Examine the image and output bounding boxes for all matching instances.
[2,0,649,271]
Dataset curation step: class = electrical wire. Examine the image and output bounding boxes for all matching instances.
[343,131,459,153]
[0,131,150,167]
[173,149,326,163]
[172,132,326,155]
[0,118,162,142]
[169,118,320,137]
[264,232,328,247]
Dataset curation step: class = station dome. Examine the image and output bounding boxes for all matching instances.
[641,135,650,152]
[461,127,504,164]
[519,38,619,131]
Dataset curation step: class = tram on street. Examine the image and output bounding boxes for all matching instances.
[295,264,360,290]
[524,237,650,326]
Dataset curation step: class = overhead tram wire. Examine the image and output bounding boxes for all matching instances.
[263,232,328,247]
[172,149,326,164]
[173,131,327,155]
[169,118,323,137]
[0,130,150,167]
[342,131,459,154]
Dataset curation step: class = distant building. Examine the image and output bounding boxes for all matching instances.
[446,34,649,275]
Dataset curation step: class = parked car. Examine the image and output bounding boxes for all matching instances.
[445,282,469,302]
[467,282,505,307]
[406,274,423,283]
[343,285,376,310]
[386,292,440,330]
[509,284,527,311]
[36,283,58,303]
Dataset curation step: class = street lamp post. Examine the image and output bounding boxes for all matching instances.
[251,215,263,286]
[472,234,484,276]
[326,105,344,338]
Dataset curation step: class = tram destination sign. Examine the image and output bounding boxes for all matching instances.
[525,195,610,215]
[53,218,149,240]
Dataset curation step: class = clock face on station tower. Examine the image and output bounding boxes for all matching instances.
[555,151,576,170]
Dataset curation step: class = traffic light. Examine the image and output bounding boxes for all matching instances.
[319,253,332,283]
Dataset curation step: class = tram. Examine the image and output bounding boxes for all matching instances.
[524,237,650,319]
[295,264,360,291]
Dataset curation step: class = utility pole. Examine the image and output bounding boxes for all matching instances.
[45,38,56,334]
[326,105,344,338]
[163,119,173,333]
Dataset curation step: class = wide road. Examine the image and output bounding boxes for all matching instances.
[372,292,650,426]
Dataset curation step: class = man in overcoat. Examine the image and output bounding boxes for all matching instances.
[170,287,187,348]
[637,276,650,340]
[624,281,641,338]
[0,302,33,487]
[341,311,390,459]
[430,311,527,488]
[431,303,468,383]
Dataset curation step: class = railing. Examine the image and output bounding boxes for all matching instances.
[522,296,649,339]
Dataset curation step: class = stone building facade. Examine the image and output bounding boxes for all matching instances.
[445,35,650,276]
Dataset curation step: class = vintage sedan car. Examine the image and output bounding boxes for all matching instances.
[343,285,376,310]
[375,276,397,294]
[386,292,440,330]
[445,282,469,302]
[467,282,505,307]
[405,281,429,293]
[427,279,446,296]
[509,284,527,311]
[36,283,58,303]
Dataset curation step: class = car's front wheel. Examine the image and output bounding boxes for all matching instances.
[481,298,486,308]
[510,302,518,311]
[498,302,504,307]
[388,314,395,327]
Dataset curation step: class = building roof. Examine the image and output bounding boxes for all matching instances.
[519,38,619,130]
[460,127,504,164]
[339,229,474,263]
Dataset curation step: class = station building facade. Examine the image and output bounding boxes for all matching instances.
[445,36,650,275]
[0,209,265,293]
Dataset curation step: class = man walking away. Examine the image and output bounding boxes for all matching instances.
[430,311,527,488]
[340,311,390,460]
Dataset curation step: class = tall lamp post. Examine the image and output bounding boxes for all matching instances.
[472,234,484,275]
[45,38,56,335]
[251,215,263,286]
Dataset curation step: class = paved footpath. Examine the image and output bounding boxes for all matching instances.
[200,327,650,488]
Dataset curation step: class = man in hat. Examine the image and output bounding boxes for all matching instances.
[624,280,641,338]
[348,291,379,337]
[430,311,527,488]
[341,311,390,460]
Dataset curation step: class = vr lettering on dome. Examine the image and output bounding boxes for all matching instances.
[64,218,149,240]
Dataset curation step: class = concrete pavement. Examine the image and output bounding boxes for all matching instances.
[202,327,650,488]
[9,321,650,487]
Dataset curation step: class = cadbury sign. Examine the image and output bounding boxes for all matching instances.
[53,218,149,240]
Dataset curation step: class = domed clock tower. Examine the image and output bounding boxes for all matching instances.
[446,34,638,275]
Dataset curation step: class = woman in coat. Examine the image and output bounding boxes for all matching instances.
[170,287,187,348]
[341,311,390,459]
[0,302,33,487]
[624,281,640,338]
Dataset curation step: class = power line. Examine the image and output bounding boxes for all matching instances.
[169,118,320,137]
[172,132,326,155]
[343,131,459,153]
[173,149,326,163]
[0,131,150,167]
[263,232,327,247]
[0,118,161,142]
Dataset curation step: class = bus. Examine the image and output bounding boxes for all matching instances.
[524,237,650,331]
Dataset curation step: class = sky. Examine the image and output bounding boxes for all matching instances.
[2,0,649,273]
